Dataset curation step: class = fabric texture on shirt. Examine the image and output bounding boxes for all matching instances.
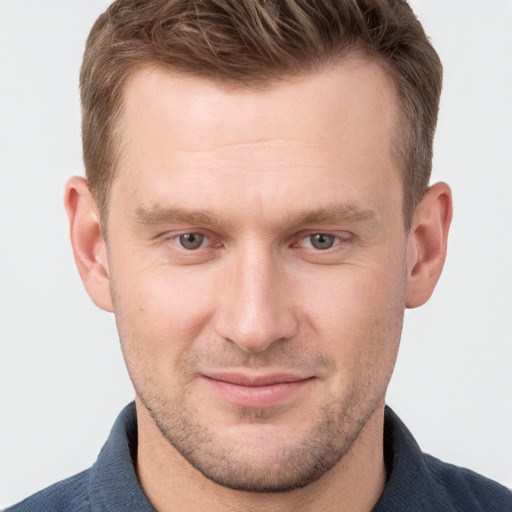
[5,403,512,511]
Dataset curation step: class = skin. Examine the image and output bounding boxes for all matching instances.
[66,57,452,512]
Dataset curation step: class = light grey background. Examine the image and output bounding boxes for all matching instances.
[1,0,511,507]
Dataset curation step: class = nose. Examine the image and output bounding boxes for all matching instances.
[215,245,299,353]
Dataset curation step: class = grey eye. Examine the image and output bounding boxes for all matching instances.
[309,234,335,250]
[178,233,205,250]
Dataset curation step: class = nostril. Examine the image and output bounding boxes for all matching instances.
[218,308,299,354]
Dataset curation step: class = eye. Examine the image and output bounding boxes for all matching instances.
[306,233,337,250]
[177,233,206,250]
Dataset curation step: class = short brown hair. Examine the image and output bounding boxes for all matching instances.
[80,0,442,227]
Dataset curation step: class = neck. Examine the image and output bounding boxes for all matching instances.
[135,400,387,512]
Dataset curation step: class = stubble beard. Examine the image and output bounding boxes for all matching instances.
[115,271,406,494]
[134,371,387,493]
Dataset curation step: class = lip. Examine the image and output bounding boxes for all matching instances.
[203,372,314,408]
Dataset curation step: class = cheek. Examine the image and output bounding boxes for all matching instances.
[300,259,405,327]
[110,260,217,377]
[296,259,406,374]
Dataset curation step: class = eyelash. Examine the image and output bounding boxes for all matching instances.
[165,231,349,253]
[167,232,216,251]
[295,233,347,251]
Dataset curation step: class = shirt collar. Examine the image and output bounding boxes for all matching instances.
[88,402,155,511]
[373,406,445,510]
[87,402,444,511]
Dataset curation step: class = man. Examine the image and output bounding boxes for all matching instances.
[5,0,512,510]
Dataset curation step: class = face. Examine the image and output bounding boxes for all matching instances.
[106,59,408,492]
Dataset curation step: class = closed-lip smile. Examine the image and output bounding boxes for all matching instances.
[202,371,314,408]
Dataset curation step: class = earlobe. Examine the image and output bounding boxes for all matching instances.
[406,182,453,309]
[64,176,113,312]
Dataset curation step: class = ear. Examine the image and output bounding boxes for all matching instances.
[64,176,113,312]
[406,182,453,309]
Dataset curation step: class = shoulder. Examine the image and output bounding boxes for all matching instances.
[377,407,512,511]
[4,469,91,512]
[423,453,512,511]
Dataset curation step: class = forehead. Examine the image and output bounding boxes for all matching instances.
[120,57,398,155]
[111,59,401,227]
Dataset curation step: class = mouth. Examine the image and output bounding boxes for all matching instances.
[202,372,314,408]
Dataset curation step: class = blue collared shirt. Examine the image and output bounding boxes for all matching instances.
[6,403,512,511]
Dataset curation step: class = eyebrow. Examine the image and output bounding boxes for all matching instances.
[135,206,220,226]
[288,205,377,226]
[134,204,377,228]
